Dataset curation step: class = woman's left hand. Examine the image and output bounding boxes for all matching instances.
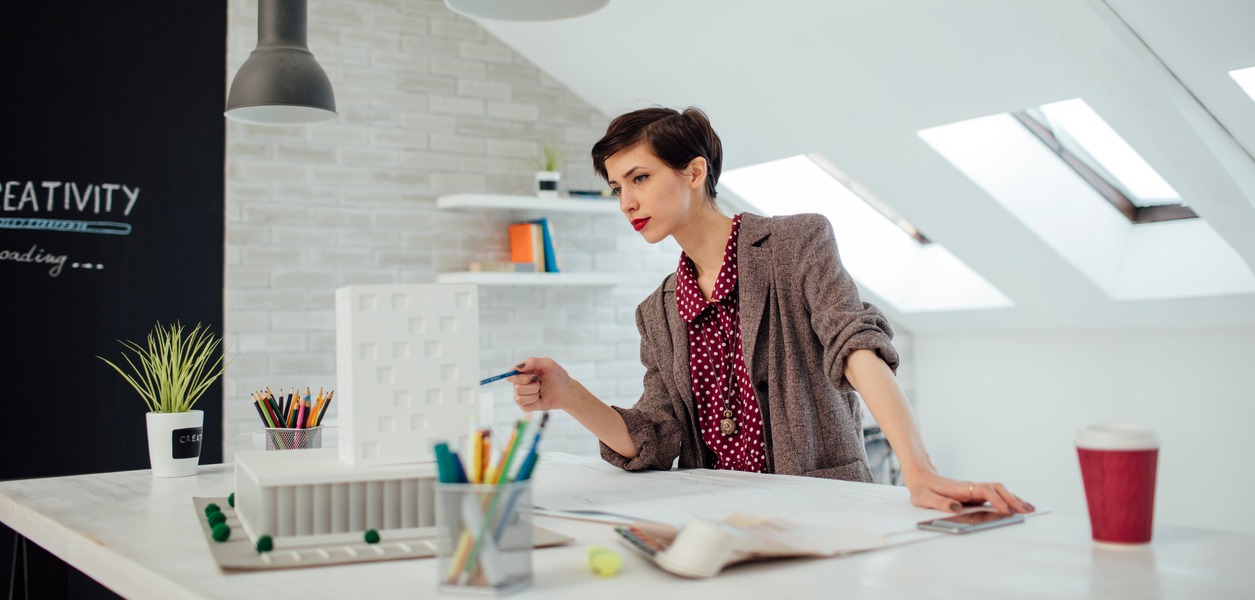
[904,470,1035,514]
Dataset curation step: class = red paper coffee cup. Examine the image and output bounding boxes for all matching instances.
[1076,424,1159,545]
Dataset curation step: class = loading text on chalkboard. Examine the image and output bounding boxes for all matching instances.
[0,244,68,277]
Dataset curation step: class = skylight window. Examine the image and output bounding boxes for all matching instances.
[919,102,1255,300]
[720,155,1012,314]
[806,154,930,245]
[1013,99,1194,223]
[1231,66,1255,103]
[1030,99,1179,204]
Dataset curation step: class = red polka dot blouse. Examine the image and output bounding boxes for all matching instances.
[674,214,766,473]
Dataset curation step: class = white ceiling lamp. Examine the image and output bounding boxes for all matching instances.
[444,0,609,21]
[225,0,337,125]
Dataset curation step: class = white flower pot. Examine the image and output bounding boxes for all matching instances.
[146,410,204,478]
[535,170,560,197]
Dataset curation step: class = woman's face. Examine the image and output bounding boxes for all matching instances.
[605,142,706,244]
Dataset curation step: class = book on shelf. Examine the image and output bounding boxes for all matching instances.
[508,219,561,273]
[529,217,560,273]
[508,222,545,272]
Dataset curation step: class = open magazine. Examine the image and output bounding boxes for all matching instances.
[614,513,890,578]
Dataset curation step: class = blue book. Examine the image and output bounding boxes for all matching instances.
[530,217,559,273]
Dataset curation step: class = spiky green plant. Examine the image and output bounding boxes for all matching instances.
[536,141,565,172]
[98,322,230,413]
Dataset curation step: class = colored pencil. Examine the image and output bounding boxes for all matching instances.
[296,399,308,430]
[252,395,273,427]
[480,429,491,484]
[260,393,282,429]
[318,391,333,426]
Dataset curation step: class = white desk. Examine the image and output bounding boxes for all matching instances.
[1,464,1252,599]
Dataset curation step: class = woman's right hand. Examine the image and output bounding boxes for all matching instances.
[509,357,639,458]
[509,357,574,413]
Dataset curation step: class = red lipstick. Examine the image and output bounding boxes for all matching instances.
[631,218,650,231]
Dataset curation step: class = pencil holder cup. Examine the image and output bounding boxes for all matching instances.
[435,481,533,595]
[264,426,323,451]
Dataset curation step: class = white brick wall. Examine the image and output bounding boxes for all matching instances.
[224,0,672,461]
[223,0,914,463]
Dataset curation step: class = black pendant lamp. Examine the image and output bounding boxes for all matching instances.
[225,0,337,125]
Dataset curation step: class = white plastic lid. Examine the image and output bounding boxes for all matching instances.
[1075,423,1159,450]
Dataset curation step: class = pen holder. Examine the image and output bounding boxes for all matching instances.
[263,426,323,451]
[435,481,533,595]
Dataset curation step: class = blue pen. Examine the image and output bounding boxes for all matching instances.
[479,369,521,386]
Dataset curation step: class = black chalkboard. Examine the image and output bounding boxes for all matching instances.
[2,2,226,596]
[0,4,226,476]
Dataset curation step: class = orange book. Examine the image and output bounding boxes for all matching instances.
[508,222,543,270]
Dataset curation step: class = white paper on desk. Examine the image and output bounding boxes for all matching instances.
[530,453,943,536]
[723,513,890,556]
[534,454,749,508]
[783,525,888,555]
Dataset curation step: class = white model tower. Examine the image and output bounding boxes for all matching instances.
[335,284,479,466]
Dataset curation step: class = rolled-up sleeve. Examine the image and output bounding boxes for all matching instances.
[599,302,684,471]
[793,214,899,390]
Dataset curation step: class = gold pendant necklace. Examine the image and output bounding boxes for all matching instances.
[720,409,737,436]
[708,307,740,438]
[718,324,738,437]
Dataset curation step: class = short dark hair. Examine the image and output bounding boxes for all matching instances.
[592,107,722,201]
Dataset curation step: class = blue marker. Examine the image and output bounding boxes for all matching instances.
[433,443,459,484]
[479,369,521,386]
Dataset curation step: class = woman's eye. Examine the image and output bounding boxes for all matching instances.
[610,187,621,196]
[634,174,648,184]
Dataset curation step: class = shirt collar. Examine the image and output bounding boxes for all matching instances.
[675,214,742,323]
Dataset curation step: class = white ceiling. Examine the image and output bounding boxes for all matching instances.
[470,0,1255,333]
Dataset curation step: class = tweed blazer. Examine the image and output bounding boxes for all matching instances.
[599,212,900,482]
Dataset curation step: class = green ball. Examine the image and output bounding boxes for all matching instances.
[364,529,380,544]
[228,492,235,508]
[588,546,622,577]
[211,523,230,542]
[256,535,274,553]
[204,503,220,517]
[207,511,227,526]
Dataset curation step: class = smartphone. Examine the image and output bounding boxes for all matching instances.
[917,509,1025,534]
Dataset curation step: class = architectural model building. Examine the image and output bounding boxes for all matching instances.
[335,284,480,466]
[233,284,479,548]
[234,450,437,549]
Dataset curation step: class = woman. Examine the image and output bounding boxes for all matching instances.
[510,107,1033,514]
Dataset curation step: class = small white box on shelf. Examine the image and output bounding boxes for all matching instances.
[335,284,480,467]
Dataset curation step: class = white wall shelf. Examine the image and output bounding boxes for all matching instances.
[436,272,657,286]
[436,193,619,214]
[436,193,662,287]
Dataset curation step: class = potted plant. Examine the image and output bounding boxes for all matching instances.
[99,322,229,477]
[534,141,564,197]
